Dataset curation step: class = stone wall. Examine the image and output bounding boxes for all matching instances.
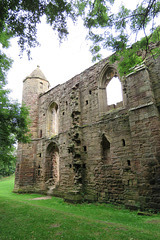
[14,56,160,211]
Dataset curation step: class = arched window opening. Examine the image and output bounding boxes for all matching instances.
[98,63,125,113]
[47,102,59,137]
[101,135,111,165]
[106,77,123,105]
[45,142,59,186]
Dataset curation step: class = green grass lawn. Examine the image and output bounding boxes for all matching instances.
[0,176,160,240]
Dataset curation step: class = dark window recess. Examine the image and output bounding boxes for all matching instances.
[66,101,68,105]
[101,134,111,164]
[86,100,88,105]
[83,146,87,152]
[69,164,72,168]
[68,149,71,153]
[83,163,86,169]
[63,112,65,115]
[43,113,45,116]
[39,153,41,157]
[40,130,42,138]
[89,90,92,95]
[16,164,19,172]
[122,139,125,146]
[38,165,41,176]
[127,160,131,166]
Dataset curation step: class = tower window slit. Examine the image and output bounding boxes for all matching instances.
[122,139,125,146]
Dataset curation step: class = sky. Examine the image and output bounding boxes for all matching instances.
[6,17,94,103]
[5,0,148,104]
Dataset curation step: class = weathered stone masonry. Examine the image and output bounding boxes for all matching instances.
[14,55,160,210]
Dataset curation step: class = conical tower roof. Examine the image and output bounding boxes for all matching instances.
[29,65,47,80]
[24,65,48,82]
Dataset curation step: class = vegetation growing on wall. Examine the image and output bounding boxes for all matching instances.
[110,27,160,76]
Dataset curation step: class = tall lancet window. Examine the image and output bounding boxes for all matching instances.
[98,63,124,113]
[47,102,59,137]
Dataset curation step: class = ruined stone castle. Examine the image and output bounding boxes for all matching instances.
[14,54,160,210]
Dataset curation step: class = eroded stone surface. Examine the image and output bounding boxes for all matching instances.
[14,55,160,211]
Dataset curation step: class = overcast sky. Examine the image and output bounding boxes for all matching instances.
[6,17,95,102]
[5,0,152,104]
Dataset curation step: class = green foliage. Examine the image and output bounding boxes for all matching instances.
[75,1,88,16]
[0,176,160,240]
[84,0,112,29]
[0,27,13,85]
[81,0,160,62]
[0,27,12,48]
[0,52,12,85]
[110,27,160,76]
[0,0,75,55]
[0,150,16,177]
[0,87,31,163]
[0,1,159,62]
[115,48,143,77]
[0,0,159,60]
[0,29,29,176]
[0,78,31,176]
[104,33,128,52]
[0,12,31,176]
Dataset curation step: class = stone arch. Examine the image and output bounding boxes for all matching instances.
[47,102,59,137]
[98,63,124,113]
[45,142,59,186]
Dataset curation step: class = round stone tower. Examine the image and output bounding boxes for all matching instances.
[14,66,50,192]
[22,65,50,138]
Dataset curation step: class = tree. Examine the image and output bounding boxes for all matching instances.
[80,0,160,56]
[0,82,31,176]
[0,0,159,58]
[0,1,159,75]
[0,87,31,176]
[0,28,30,176]
[0,0,75,57]
[80,0,160,74]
